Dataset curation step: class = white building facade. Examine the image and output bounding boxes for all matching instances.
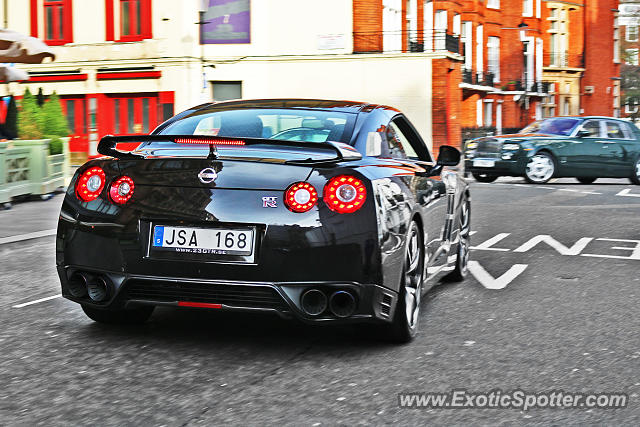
[2,0,440,154]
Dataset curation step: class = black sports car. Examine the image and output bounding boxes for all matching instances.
[56,99,470,342]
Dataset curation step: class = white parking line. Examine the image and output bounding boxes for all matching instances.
[0,229,57,245]
[616,188,640,198]
[12,295,61,308]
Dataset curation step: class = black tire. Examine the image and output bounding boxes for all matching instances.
[577,177,597,184]
[524,152,556,184]
[444,198,471,282]
[631,158,640,185]
[82,305,154,325]
[472,172,498,183]
[384,221,424,343]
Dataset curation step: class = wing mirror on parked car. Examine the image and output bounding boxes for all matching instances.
[576,129,590,137]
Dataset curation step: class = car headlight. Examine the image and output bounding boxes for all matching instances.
[502,143,520,151]
[466,142,478,150]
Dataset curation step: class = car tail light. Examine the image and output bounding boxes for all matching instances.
[323,175,367,214]
[109,176,135,204]
[284,182,318,213]
[75,167,106,202]
[175,138,245,146]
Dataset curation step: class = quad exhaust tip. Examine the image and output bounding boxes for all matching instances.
[300,289,328,316]
[329,290,356,318]
[87,276,109,302]
[68,272,90,298]
[68,272,110,302]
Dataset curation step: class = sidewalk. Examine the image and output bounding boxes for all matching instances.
[0,193,64,239]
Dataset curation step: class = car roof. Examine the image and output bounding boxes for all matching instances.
[190,98,395,115]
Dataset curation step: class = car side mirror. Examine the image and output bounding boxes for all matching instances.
[366,132,384,157]
[436,145,461,166]
[576,129,590,137]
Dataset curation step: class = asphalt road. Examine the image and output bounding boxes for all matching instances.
[1,178,639,425]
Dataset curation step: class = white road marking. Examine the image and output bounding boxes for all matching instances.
[558,188,578,192]
[0,229,57,245]
[616,188,640,198]
[468,261,528,290]
[471,233,511,251]
[12,294,61,308]
[581,191,602,195]
[513,235,594,256]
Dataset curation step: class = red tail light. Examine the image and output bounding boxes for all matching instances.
[284,182,318,213]
[109,176,135,204]
[323,175,367,214]
[75,167,106,202]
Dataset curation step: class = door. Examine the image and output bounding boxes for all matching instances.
[109,94,159,150]
[568,119,607,175]
[598,120,636,177]
[385,116,450,275]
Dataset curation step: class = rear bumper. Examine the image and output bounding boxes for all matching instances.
[58,266,398,324]
[464,157,527,176]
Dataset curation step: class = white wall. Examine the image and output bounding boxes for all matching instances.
[209,54,434,144]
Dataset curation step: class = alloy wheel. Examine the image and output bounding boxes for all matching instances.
[403,223,423,331]
[457,201,471,276]
[526,154,555,183]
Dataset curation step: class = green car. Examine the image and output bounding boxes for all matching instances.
[464,117,640,184]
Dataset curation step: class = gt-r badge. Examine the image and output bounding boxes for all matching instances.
[262,196,278,208]
[198,168,218,184]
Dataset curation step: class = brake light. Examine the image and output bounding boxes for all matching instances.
[175,138,245,146]
[109,176,135,205]
[323,175,367,214]
[75,167,106,202]
[284,182,318,213]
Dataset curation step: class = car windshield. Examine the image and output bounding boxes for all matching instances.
[519,118,581,136]
[149,108,356,147]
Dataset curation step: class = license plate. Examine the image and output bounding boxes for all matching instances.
[473,159,495,167]
[152,226,254,256]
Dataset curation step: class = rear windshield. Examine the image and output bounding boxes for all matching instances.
[150,108,356,146]
[519,118,581,136]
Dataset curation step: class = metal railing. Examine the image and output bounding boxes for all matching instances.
[544,52,584,68]
[353,30,460,54]
[461,69,495,87]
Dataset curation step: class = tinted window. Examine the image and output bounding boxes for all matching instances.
[605,121,628,139]
[386,120,419,159]
[580,120,602,138]
[520,118,581,136]
[154,108,355,145]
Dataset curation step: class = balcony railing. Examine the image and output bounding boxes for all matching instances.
[461,69,495,87]
[353,30,461,54]
[544,52,584,68]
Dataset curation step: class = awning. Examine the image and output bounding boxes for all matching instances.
[0,29,55,64]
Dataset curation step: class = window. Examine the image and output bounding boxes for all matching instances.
[212,82,242,102]
[626,25,639,42]
[580,120,602,138]
[484,102,493,127]
[462,21,473,70]
[155,108,356,145]
[487,37,500,82]
[605,121,628,139]
[434,10,447,50]
[487,0,500,9]
[523,0,533,17]
[386,120,419,159]
[476,25,483,78]
[627,48,639,65]
[34,0,73,45]
[106,0,152,42]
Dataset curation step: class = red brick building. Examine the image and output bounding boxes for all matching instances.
[352,0,621,155]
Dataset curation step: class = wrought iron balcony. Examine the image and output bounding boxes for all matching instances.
[353,30,460,54]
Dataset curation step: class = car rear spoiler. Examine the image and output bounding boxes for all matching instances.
[97,134,362,164]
